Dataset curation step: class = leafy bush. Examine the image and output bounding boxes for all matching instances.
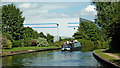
[19,39,25,47]
[53,42,59,47]
[101,41,108,48]
[30,39,37,46]
[22,39,30,47]
[12,39,30,47]
[7,40,12,49]
[2,33,14,42]
[79,39,95,52]
[1,36,12,49]
[21,42,25,47]
[54,41,64,47]
[12,40,21,47]
[36,37,49,47]
[94,40,101,49]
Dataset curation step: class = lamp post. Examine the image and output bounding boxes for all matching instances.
[74,27,76,33]
[57,24,59,41]
[74,28,75,30]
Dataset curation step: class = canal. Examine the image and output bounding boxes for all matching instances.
[2,50,114,67]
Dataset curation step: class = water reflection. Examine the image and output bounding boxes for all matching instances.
[2,50,102,66]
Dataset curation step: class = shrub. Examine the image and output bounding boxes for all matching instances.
[101,41,108,48]
[2,33,14,42]
[12,39,30,47]
[7,40,12,49]
[36,37,49,47]
[19,39,25,47]
[54,41,64,47]
[24,39,31,47]
[96,40,101,49]
[1,36,12,49]
[80,39,95,52]
[12,40,21,47]
[21,42,25,47]
[30,39,37,46]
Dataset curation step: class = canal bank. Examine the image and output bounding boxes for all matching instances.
[1,47,60,57]
[2,48,119,67]
[93,49,120,68]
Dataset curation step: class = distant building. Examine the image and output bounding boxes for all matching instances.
[53,18,93,42]
[54,36,72,42]
[54,36,59,42]
[79,18,93,23]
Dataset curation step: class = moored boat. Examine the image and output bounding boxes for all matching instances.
[61,40,81,51]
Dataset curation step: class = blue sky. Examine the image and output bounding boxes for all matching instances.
[2,2,97,37]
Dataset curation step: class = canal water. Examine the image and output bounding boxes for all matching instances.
[2,50,113,67]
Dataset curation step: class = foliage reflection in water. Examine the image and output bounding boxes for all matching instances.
[2,50,102,66]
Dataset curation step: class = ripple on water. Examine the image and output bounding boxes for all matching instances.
[2,50,104,66]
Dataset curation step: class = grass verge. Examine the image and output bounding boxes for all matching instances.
[94,49,120,66]
[2,46,59,52]
[2,46,59,56]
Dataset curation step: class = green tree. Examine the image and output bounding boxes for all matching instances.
[1,36,12,49]
[73,31,89,40]
[2,33,14,42]
[21,27,39,39]
[46,33,54,43]
[59,37,62,41]
[36,37,49,47]
[98,28,109,48]
[2,4,25,40]
[39,32,46,38]
[92,2,120,51]
[73,21,102,50]
[74,21,99,42]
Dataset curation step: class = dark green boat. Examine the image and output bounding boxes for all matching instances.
[61,42,82,51]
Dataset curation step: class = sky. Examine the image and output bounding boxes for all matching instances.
[1,2,97,37]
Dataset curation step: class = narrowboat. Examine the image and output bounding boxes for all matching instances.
[61,40,82,51]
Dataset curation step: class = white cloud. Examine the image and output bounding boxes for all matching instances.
[75,5,97,17]
[18,3,93,19]
[18,3,37,9]
[1,0,92,2]
[40,5,67,10]
[85,5,96,12]
[21,4,69,19]
[43,12,69,18]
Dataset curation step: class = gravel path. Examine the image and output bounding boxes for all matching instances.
[101,49,120,60]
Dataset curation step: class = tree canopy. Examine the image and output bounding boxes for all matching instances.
[73,21,99,41]
[73,20,109,51]
[2,4,25,40]
[93,2,120,51]
[39,32,46,39]
[46,33,54,43]
[1,4,55,48]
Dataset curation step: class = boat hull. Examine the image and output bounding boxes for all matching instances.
[71,46,82,51]
[61,46,82,51]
